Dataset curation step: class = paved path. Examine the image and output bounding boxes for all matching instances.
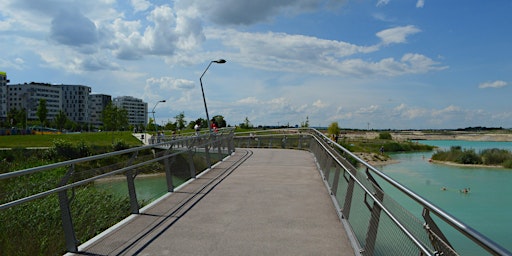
[69,148,355,256]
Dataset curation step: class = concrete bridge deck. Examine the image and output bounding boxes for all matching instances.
[69,148,355,256]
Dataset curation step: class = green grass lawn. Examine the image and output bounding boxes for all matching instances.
[0,131,143,148]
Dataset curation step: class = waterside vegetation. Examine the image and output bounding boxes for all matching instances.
[332,130,435,165]
[431,146,512,168]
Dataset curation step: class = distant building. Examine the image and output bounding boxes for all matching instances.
[89,94,112,128]
[7,82,62,122]
[3,77,148,130]
[58,84,91,125]
[0,71,8,121]
[112,96,148,127]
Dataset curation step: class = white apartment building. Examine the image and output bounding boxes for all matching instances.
[7,82,62,122]
[3,79,148,129]
[112,96,148,127]
[89,94,111,128]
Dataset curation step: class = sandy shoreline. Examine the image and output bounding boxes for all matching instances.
[342,130,512,142]
[428,159,504,169]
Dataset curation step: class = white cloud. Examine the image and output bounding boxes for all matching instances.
[432,105,461,117]
[237,97,259,104]
[147,77,195,90]
[377,25,421,45]
[393,104,428,119]
[356,105,380,114]
[131,0,152,12]
[108,5,204,59]
[376,0,390,7]
[313,100,328,108]
[207,28,443,77]
[478,80,508,89]
[416,0,425,8]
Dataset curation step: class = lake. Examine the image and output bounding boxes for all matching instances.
[376,140,512,254]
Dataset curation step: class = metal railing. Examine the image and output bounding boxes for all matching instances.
[234,128,511,256]
[1,127,510,255]
[0,129,235,254]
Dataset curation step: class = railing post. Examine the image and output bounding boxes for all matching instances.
[58,165,78,253]
[362,169,384,256]
[229,135,235,154]
[205,138,212,169]
[217,137,222,157]
[423,208,456,254]
[58,190,78,253]
[125,169,139,214]
[164,156,175,192]
[331,165,341,196]
[187,150,197,178]
[324,154,333,182]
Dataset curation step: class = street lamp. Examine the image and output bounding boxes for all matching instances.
[199,59,226,133]
[152,100,166,139]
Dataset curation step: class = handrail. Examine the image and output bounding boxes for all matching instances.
[308,131,433,255]
[233,128,511,256]
[308,128,511,256]
[0,130,235,254]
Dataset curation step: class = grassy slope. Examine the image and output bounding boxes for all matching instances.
[0,131,142,148]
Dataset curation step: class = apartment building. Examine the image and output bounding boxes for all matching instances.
[112,96,148,127]
[89,94,112,128]
[3,79,149,129]
[7,82,62,122]
[58,84,91,125]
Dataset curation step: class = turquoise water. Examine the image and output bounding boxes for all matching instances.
[95,174,186,203]
[376,140,512,253]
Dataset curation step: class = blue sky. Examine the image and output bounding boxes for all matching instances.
[1,0,511,129]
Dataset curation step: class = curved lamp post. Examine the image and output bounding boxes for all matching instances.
[199,59,226,133]
[152,100,166,138]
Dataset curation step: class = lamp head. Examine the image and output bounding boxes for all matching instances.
[213,59,226,64]
[160,100,166,103]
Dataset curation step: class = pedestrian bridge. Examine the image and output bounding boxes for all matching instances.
[0,129,510,256]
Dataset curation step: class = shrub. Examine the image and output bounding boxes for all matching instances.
[455,149,482,164]
[481,148,512,165]
[378,132,392,140]
[112,139,129,151]
[503,159,512,169]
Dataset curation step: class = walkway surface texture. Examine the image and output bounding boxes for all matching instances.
[70,148,355,256]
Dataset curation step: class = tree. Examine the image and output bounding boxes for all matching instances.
[212,115,227,128]
[7,108,22,128]
[327,122,340,137]
[54,110,68,131]
[164,121,176,131]
[101,103,128,131]
[240,117,252,129]
[192,118,207,129]
[36,99,48,127]
[174,112,186,130]
[301,116,310,128]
